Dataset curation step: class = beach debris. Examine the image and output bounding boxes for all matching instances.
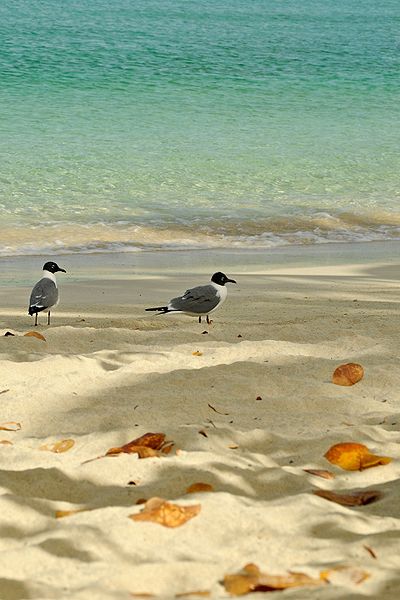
[324,442,391,471]
[223,563,323,595]
[0,389,10,395]
[313,489,382,506]
[320,566,369,586]
[192,350,203,356]
[40,439,75,453]
[256,396,262,401]
[363,545,377,559]
[201,331,209,335]
[24,331,46,341]
[332,363,364,386]
[130,594,155,598]
[106,432,174,457]
[207,403,229,415]
[175,592,210,598]
[130,497,201,528]
[186,482,214,494]
[198,429,208,438]
[228,443,239,449]
[55,508,88,518]
[83,432,174,464]
[4,331,15,337]
[0,421,21,432]
[303,469,335,480]
[0,440,13,445]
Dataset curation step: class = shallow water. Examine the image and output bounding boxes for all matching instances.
[1,0,399,255]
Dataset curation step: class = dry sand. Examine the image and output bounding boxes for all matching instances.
[0,242,399,599]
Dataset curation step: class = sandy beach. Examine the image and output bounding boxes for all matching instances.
[0,241,399,599]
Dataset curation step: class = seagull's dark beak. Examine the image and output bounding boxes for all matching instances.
[58,268,67,273]
[227,278,237,284]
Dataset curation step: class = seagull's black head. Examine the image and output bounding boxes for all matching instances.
[211,272,237,286]
[43,261,67,274]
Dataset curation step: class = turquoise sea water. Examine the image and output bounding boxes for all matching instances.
[0,0,399,255]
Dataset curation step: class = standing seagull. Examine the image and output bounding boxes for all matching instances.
[145,272,236,324]
[28,261,67,326]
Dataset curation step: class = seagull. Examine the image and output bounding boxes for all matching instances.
[145,271,237,324]
[28,261,67,326]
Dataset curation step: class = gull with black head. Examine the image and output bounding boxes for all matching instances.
[146,271,236,324]
[28,261,67,326]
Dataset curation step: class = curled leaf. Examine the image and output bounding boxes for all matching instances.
[40,439,75,453]
[223,564,323,595]
[130,497,201,528]
[0,422,21,432]
[24,331,46,341]
[0,440,13,445]
[313,489,382,506]
[324,442,391,471]
[192,351,203,356]
[332,363,364,386]
[106,432,167,456]
[303,469,335,480]
[186,482,214,494]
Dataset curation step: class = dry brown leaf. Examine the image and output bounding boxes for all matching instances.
[0,440,13,445]
[303,469,335,480]
[192,350,203,356]
[40,439,75,453]
[83,432,173,464]
[320,566,369,585]
[207,403,229,415]
[324,442,391,471]
[332,363,364,386]
[130,497,201,528]
[313,489,382,506]
[364,545,377,559]
[228,443,239,449]
[198,430,208,438]
[256,396,262,401]
[106,432,167,456]
[24,331,46,341]
[186,482,214,494]
[55,508,87,518]
[223,564,323,595]
[0,422,21,432]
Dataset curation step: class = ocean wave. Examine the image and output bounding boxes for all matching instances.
[1,212,400,257]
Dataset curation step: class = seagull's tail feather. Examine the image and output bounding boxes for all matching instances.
[145,306,170,314]
[28,305,44,316]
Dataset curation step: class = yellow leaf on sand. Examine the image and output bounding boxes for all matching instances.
[324,442,391,471]
[55,508,87,518]
[192,351,203,356]
[332,363,364,386]
[24,331,46,341]
[0,422,21,432]
[106,432,167,456]
[0,440,13,445]
[40,439,75,453]
[130,497,201,528]
[186,482,214,494]
[223,564,323,595]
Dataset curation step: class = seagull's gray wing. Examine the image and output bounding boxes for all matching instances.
[169,284,219,314]
[29,278,58,312]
